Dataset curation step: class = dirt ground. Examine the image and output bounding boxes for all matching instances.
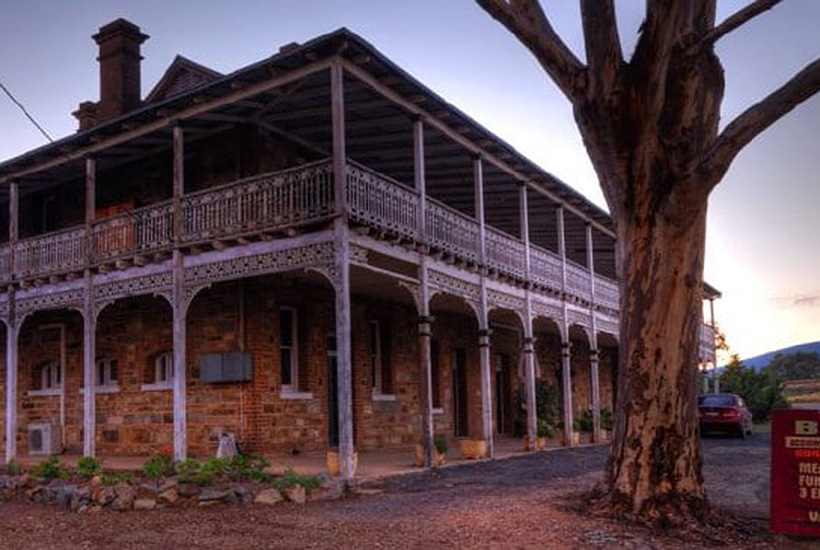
[1,433,819,550]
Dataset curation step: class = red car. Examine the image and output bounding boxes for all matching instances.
[698,393,753,438]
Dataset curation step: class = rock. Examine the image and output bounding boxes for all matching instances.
[90,476,102,502]
[234,486,253,505]
[77,504,89,514]
[99,486,117,506]
[157,487,179,506]
[55,485,76,509]
[177,483,199,498]
[112,483,136,511]
[88,505,103,514]
[254,488,283,505]
[136,483,158,500]
[133,498,157,510]
[284,484,306,504]
[71,486,91,512]
[198,487,235,504]
[159,479,178,493]
[26,486,44,502]
[309,478,345,502]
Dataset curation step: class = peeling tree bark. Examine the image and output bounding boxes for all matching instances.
[477,0,820,523]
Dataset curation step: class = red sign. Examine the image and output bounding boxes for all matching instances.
[771,408,820,536]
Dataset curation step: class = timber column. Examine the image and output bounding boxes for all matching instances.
[4,181,18,463]
[519,183,537,450]
[331,60,355,479]
[474,155,493,457]
[83,157,97,457]
[586,224,601,442]
[172,124,188,460]
[557,206,573,446]
[414,117,434,467]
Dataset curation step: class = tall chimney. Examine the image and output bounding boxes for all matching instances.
[93,19,149,120]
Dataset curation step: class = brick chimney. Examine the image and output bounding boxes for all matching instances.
[74,19,148,130]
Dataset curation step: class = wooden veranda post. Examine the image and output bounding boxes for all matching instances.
[83,157,96,457]
[4,181,18,463]
[586,224,601,442]
[557,206,573,446]
[172,124,188,461]
[520,183,537,451]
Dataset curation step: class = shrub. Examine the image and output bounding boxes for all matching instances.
[227,454,270,481]
[142,452,174,478]
[173,458,202,484]
[101,471,133,485]
[33,456,69,479]
[76,456,102,478]
[536,419,553,438]
[3,459,23,476]
[719,359,788,423]
[600,408,614,431]
[433,436,448,455]
[272,467,321,493]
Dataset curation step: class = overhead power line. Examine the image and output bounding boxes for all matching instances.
[0,78,54,143]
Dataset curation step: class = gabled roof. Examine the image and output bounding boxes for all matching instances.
[144,55,223,103]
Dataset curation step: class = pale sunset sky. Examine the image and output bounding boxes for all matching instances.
[1,1,818,360]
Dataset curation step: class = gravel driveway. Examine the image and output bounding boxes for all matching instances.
[0,433,804,550]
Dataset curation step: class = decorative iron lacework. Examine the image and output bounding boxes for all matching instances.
[16,288,85,317]
[95,271,173,305]
[349,244,369,264]
[595,314,619,339]
[567,308,591,329]
[428,269,481,304]
[184,242,336,290]
[531,299,563,323]
[487,289,525,313]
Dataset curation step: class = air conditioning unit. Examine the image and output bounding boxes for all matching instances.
[28,423,62,456]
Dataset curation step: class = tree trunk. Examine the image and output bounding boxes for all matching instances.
[600,197,709,523]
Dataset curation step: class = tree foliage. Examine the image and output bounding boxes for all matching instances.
[768,351,820,380]
[719,356,787,423]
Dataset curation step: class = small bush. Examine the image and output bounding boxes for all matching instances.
[3,459,23,476]
[33,456,69,479]
[226,454,270,481]
[101,471,133,485]
[273,467,321,493]
[600,408,614,431]
[433,436,448,455]
[142,452,174,478]
[536,419,553,438]
[173,458,202,484]
[76,456,101,478]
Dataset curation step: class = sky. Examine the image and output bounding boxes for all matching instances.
[0,1,818,360]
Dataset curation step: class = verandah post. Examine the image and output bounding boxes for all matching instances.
[83,157,96,457]
[4,181,18,464]
[172,124,188,461]
[557,206,574,446]
[520,182,537,451]
[586,224,601,442]
[474,155,494,458]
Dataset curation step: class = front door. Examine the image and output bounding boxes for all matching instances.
[452,348,468,437]
[327,334,339,447]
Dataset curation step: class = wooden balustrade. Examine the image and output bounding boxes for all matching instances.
[181,159,334,243]
[0,159,621,312]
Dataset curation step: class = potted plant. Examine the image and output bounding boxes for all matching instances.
[413,436,448,467]
[521,419,553,451]
[325,448,358,477]
[457,438,488,459]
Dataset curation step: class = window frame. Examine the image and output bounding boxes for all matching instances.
[96,357,119,390]
[142,351,174,392]
[279,306,300,394]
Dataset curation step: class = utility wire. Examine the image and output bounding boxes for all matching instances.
[0,78,54,143]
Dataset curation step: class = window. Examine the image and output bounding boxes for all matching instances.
[96,358,119,388]
[142,351,173,391]
[279,307,298,391]
[369,319,393,398]
[41,362,62,390]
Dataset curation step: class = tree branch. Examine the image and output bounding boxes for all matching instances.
[699,57,820,193]
[700,0,782,46]
[475,0,585,102]
[580,0,623,98]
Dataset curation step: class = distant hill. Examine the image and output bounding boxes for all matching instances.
[741,341,820,371]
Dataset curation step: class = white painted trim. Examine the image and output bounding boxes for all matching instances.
[79,385,120,394]
[27,389,61,397]
[432,407,444,415]
[141,382,173,392]
[372,392,397,402]
[280,391,315,401]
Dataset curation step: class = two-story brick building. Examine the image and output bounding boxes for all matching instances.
[0,20,717,477]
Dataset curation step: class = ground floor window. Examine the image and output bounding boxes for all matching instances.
[142,351,173,391]
[96,358,119,389]
[40,362,62,391]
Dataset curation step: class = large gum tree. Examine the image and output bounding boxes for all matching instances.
[476,0,820,522]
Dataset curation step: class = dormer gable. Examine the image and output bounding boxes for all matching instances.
[145,55,222,103]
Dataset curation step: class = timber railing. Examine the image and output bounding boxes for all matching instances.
[0,158,620,311]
